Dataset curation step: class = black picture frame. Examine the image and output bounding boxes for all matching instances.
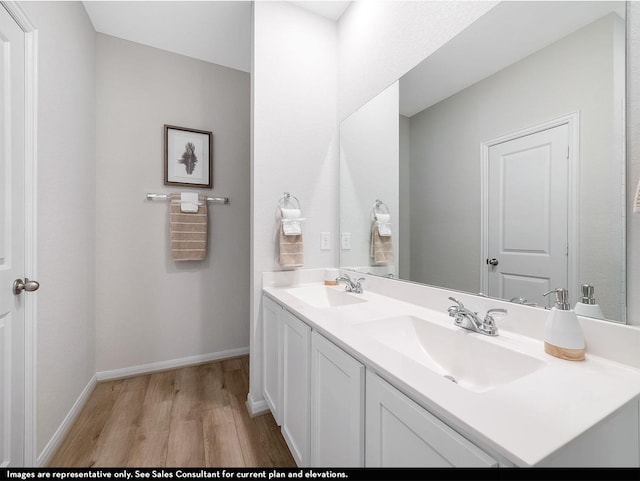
[164,125,213,188]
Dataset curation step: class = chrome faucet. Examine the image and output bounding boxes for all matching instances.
[447,297,505,336]
[336,273,365,294]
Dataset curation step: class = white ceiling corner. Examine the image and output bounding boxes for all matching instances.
[81,1,351,72]
[290,1,351,21]
[82,1,253,72]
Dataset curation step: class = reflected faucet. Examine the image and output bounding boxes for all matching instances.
[447,297,505,336]
[336,273,365,294]
[509,296,537,307]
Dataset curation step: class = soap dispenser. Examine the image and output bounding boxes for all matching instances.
[573,284,605,320]
[542,288,585,361]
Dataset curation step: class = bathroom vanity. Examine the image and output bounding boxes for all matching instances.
[261,269,640,468]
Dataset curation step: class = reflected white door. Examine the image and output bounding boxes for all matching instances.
[0,5,26,467]
[487,124,569,307]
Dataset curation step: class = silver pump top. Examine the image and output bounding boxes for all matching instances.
[543,288,571,310]
[580,284,596,305]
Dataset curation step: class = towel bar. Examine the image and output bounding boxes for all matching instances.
[146,193,229,204]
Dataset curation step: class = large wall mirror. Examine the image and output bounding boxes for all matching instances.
[339,1,627,323]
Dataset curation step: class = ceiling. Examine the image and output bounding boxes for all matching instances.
[400,0,626,117]
[290,1,351,21]
[82,1,351,73]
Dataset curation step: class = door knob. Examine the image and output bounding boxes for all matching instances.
[13,278,40,295]
[487,258,499,266]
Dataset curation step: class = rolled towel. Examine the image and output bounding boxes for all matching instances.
[281,208,302,235]
[374,213,392,237]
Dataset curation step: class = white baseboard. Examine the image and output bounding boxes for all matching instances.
[37,375,97,467]
[95,347,250,381]
[246,391,269,417]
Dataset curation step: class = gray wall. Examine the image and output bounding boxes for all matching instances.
[19,0,97,458]
[407,14,625,320]
[628,1,640,324]
[399,114,411,280]
[95,34,250,373]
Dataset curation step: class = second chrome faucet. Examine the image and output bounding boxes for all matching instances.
[336,273,365,294]
[447,297,506,336]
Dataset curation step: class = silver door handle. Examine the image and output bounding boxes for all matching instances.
[487,258,499,266]
[13,278,40,295]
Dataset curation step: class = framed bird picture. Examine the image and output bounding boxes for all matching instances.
[164,125,213,188]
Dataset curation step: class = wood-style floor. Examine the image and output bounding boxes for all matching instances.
[48,356,296,468]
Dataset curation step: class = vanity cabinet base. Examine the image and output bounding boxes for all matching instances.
[365,370,498,467]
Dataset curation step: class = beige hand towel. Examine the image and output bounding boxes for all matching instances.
[370,222,393,265]
[170,194,208,261]
[278,224,304,268]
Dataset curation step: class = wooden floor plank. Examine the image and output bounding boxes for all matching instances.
[202,406,246,467]
[127,400,173,467]
[201,361,245,466]
[48,380,124,467]
[92,377,149,467]
[224,367,296,467]
[166,366,205,467]
[48,355,295,468]
[144,370,177,405]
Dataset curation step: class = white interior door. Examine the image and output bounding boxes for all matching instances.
[0,4,26,467]
[487,124,569,307]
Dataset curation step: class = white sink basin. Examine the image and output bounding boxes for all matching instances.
[286,285,368,309]
[355,315,545,392]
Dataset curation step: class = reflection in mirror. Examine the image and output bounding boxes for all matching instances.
[339,1,627,323]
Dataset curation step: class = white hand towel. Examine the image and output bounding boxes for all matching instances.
[180,192,200,213]
[634,177,640,214]
[281,208,302,235]
[375,213,392,237]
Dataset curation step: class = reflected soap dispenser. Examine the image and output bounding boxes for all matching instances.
[542,288,586,361]
[573,284,605,320]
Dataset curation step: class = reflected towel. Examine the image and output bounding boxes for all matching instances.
[370,222,393,265]
[281,208,302,235]
[374,213,392,236]
[170,194,208,261]
[634,177,640,214]
[278,225,304,269]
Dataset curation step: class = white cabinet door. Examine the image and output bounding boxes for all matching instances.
[366,371,497,467]
[0,6,27,467]
[310,331,364,467]
[282,309,311,466]
[262,295,283,425]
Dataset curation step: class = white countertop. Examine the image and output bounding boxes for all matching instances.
[263,277,640,467]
